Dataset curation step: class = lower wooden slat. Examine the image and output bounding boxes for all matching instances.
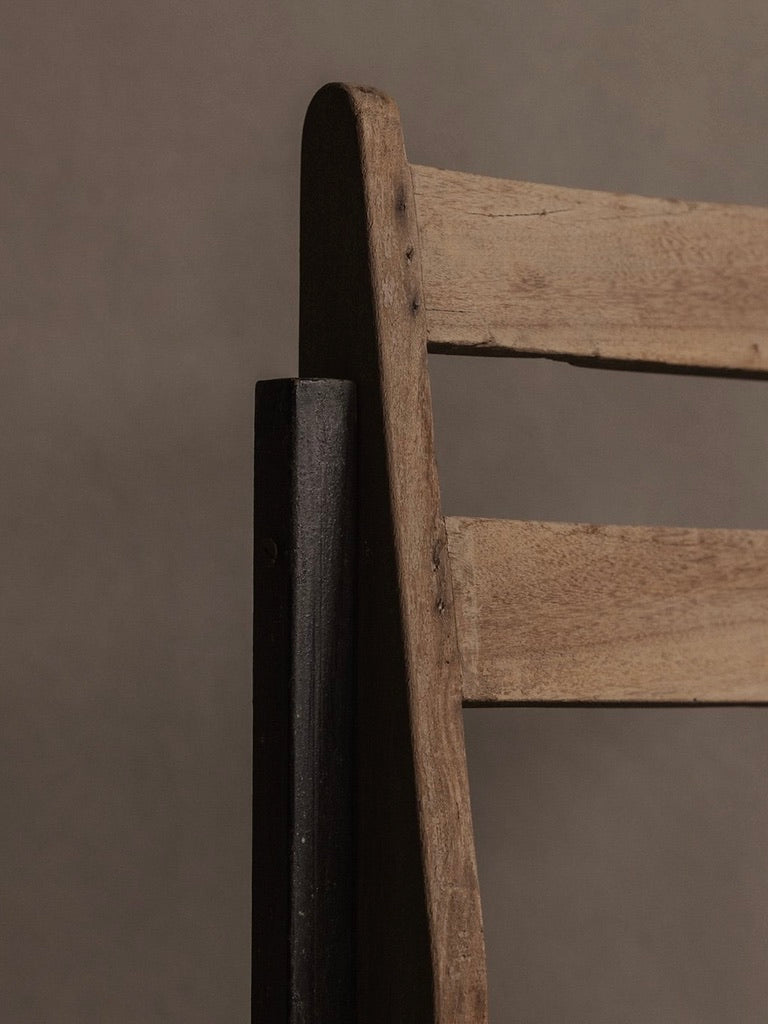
[446,516,768,704]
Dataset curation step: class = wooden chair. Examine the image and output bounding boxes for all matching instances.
[254,82,768,1023]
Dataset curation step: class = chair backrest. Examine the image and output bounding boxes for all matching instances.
[298,82,768,1023]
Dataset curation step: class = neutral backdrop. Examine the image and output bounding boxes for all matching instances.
[3,1,768,1020]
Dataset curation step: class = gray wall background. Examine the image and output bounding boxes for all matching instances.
[3,1,768,1019]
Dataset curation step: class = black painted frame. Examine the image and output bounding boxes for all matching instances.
[252,378,356,1023]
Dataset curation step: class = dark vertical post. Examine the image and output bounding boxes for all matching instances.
[252,378,356,1023]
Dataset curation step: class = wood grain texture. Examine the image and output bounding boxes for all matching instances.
[447,516,768,705]
[412,164,768,376]
[300,86,487,1022]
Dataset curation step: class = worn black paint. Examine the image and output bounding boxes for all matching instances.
[253,378,356,1023]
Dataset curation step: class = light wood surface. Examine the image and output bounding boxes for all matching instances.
[301,84,487,1023]
[447,516,768,704]
[412,164,768,375]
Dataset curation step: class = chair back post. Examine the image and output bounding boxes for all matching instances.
[300,83,488,1023]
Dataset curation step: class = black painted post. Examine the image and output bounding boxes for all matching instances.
[252,379,356,1023]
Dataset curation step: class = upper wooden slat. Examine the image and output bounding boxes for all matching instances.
[412,164,768,375]
[446,516,768,704]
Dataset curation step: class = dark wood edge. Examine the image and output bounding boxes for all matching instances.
[427,343,768,380]
[253,377,356,1023]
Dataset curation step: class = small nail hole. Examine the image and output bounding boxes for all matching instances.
[261,537,278,566]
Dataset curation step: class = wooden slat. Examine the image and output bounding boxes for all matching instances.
[446,516,768,704]
[412,164,768,376]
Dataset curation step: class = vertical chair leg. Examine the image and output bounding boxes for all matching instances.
[252,378,356,1023]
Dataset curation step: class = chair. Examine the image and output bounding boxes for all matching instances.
[254,82,768,1023]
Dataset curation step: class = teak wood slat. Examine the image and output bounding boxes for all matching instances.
[412,163,768,375]
[448,517,768,705]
